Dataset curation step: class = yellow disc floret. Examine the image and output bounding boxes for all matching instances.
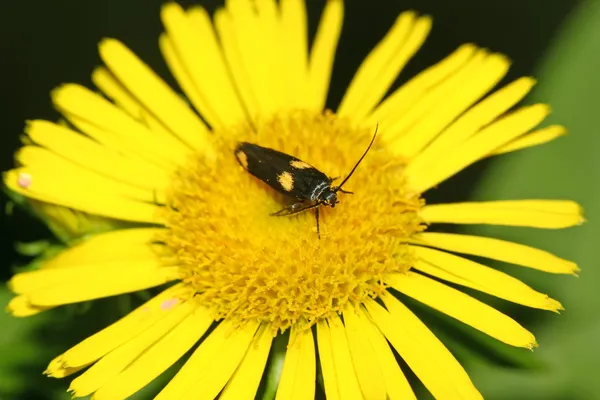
[161,111,425,333]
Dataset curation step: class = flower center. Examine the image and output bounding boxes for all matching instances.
[161,111,424,333]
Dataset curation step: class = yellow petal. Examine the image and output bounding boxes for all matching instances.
[155,320,259,399]
[52,84,186,168]
[187,322,260,400]
[91,67,143,119]
[414,232,578,274]
[316,319,339,400]
[46,284,186,376]
[365,297,482,400]
[316,317,362,400]
[64,112,174,172]
[366,44,476,127]
[15,146,158,203]
[492,125,567,155]
[6,295,53,317]
[420,200,584,228]
[44,228,165,269]
[411,245,563,311]
[98,39,212,154]
[355,307,415,400]
[380,49,486,145]
[280,0,309,109]
[93,306,213,400]
[407,77,536,175]
[275,326,316,400]
[339,12,430,119]
[410,104,551,192]
[25,120,170,192]
[393,52,510,158]
[343,307,387,400]
[69,297,196,397]
[306,0,343,111]
[4,168,161,224]
[213,8,260,118]
[91,67,193,159]
[221,324,274,400]
[386,272,537,348]
[23,265,179,306]
[224,0,280,115]
[160,4,246,129]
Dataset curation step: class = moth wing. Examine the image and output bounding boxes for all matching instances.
[235,143,330,199]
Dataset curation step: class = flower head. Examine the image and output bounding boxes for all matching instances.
[5,1,582,399]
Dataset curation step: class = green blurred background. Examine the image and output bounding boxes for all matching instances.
[0,0,598,399]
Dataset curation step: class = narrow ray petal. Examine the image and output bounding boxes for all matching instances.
[161,4,246,128]
[381,49,487,145]
[393,52,510,158]
[93,306,213,400]
[187,322,260,400]
[317,317,362,400]
[43,228,165,269]
[306,0,343,110]
[98,39,212,154]
[414,232,578,274]
[91,68,194,159]
[15,146,159,203]
[366,44,476,127]
[407,77,536,174]
[387,272,537,348]
[316,320,340,400]
[4,169,161,224]
[355,307,415,400]
[69,298,195,397]
[155,320,259,399]
[420,200,584,228]
[52,84,186,168]
[46,285,185,375]
[339,12,429,118]
[91,67,142,119]
[25,120,170,192]
[213,8,260,118]
[410,245,564,310]
[410,104,551,192]
[7,295,53,317]
[158,33,221,129]
[280,0,309,109]
[275,326,316,400]
[63,113,175,172]
[224,0,282,115]
[24,266,179,306]
[365,297,482,399]
[343,307,387,400]
[353,16,432,122]
[221,324,274,400]
[492,125,567,155]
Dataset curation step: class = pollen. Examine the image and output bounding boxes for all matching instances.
[161,111,425,333]
[277,171,294,192]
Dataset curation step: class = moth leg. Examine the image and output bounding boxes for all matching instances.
[338,188,353,194]
[271,202,318,216]
[315,206,320,239]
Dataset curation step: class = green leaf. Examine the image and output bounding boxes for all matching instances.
[460,1,600,398]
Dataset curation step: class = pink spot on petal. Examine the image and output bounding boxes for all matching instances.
[17,172,32,189]
[161,298,179,311]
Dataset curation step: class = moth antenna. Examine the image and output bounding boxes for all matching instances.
[336,123,378,191]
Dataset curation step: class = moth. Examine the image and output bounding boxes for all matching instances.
[235,126,378,238]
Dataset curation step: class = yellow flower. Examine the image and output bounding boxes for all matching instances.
[4,1,582,399]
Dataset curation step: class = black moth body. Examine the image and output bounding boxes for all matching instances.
[234,126,378,239]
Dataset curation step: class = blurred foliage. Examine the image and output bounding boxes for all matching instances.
[1,0,599,399]
[459,1,600,399]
